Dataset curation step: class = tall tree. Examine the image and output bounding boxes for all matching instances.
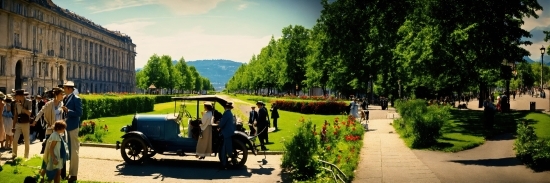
[174,57,193,93]
[142,54,170,90]
[280,25,310,95]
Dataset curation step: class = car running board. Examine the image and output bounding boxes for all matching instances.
[176,150,217,157]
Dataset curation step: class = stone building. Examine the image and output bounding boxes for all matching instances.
[0,0,136,95]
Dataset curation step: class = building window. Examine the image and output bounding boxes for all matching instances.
[0,0,5,9]
[0,56,5,75]
[39,40,42,53]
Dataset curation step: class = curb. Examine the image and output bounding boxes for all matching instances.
[81,143,285,155]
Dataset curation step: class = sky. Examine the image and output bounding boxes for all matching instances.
[53,0,323,69]
[53,0,550,69]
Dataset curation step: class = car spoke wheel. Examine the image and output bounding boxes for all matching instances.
[219,139,248,168]
[120,137,147,164]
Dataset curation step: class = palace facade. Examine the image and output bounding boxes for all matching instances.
[0,0,136,95]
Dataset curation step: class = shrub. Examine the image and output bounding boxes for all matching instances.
[274,100,348,115]
[281,119,320,181]
[394,99,451,148]
[79,119,108,143]
[514,122,550,171]
[82,96,157,120]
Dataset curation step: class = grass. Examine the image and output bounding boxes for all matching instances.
[414,109,533,152]
[0,156,112,183]
[523,112,550,139]
[231,99,343,151]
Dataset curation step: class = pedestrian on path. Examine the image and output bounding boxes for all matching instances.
[3,95,14,150]
[248,106,258,136]
[0,92,5,149]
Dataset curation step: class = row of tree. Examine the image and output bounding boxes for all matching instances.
[136,54,214,93]
[225,0,547,102]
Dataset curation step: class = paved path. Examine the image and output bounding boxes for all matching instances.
[353,106,440,183]
[1,142,285,183]
[465,94,550,111]
[413,133,550,183]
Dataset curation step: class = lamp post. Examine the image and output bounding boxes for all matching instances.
[32,51,37,95]
[541,46,545,90]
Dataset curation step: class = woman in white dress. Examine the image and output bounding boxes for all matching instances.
[0,93,5,149]
[195,102,214,159]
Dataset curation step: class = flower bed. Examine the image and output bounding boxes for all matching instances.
[274,100,348,115]
[79,119,108,143]
[281,115,364,182]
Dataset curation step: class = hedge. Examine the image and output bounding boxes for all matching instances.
[273,100,348,115]
[515,121,550,171]
[81,95,173,120]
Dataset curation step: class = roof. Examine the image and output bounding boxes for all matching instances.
[171,95,230,106]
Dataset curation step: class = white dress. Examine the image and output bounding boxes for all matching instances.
[3,105,13,136]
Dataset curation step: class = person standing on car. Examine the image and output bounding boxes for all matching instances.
[248,106,258,136]
[61,81,83,183]
[270,103,279,131]
[219,101,235,170]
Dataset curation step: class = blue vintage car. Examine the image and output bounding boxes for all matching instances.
[115,95,257,168]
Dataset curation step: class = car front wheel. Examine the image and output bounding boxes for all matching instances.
[120,137,148,164]
[218,139,248,168]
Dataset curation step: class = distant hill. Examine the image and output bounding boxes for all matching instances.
[135,59,242,91]
[185,59,243,91]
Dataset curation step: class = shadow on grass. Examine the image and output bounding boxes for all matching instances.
[449,157,523,167]
[445,109,534,138]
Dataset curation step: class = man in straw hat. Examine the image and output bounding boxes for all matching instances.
[218,101,236,170]
[11,89,33,159]
[61,81,83,182]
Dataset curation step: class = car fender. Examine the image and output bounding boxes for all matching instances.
[233,131,256,155]
[121,131,154,150]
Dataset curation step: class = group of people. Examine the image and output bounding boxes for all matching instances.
[0,81,83,183]
[193,101,242,169]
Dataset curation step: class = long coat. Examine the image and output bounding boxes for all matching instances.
[63,93,82,131]
[219,109,235,138]
[270,106,279,119]
[257,107,269,131]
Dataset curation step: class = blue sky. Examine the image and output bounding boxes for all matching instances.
[54,0,323,68]
[53,0,549,69]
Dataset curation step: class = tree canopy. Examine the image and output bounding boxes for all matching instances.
[136,54,214,93]
[226,0,545,99]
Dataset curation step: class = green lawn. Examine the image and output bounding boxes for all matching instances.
[428,110,531,152]
[0,156,111,183]
[524,112,550,139]
[231,100,342,151]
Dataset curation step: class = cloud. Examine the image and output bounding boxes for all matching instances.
[103,20,272,68]
[237,3,248,10]
[87,0,225,15]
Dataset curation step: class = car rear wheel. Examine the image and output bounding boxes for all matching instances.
[120,137,147,164]
[218,139,248,168]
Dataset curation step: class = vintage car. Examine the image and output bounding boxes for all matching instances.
[115,95,257,168]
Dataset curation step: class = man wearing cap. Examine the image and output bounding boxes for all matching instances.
[11,89,33,159]
[61,81,83,182]
[248,106,258,136]
[218,101,235,169]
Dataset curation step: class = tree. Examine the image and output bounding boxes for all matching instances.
[141,54,170,90]
[189,66,202,93]
[280,25,310,95]
[174,57,193,93]
[160,55,177,94]
[135,70,148,90]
